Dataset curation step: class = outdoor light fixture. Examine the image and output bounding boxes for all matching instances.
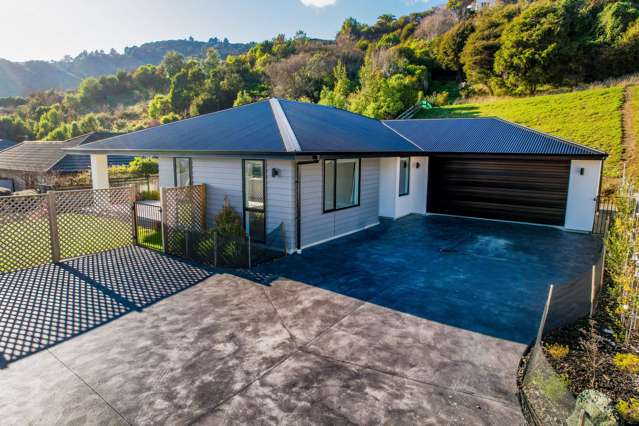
[272,168,280,177]
[579,167,585,175]
[415,162,421,169]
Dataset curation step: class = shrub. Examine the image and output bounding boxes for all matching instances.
[617,398,639,424]
[139,190,159,201]
[531,372,571,402]
[546,343,569,360]
[613,352,639,374]
[215,196,244,237]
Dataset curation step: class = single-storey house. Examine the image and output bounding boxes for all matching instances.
[0,132,133,192]
[0,139,18,152]
[68,99,606,252]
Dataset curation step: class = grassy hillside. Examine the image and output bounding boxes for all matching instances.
[415,87,625,177]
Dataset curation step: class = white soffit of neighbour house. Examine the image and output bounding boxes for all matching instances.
[270,98,302,153]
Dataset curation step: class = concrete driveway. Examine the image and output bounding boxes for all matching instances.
[0,215,600,425]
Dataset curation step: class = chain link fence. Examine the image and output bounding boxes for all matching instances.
[520,244,606,425]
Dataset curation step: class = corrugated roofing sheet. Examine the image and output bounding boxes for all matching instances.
[383,118,605,157]
[0,139,17,152]
[52,154,133,172]
[278,100,420,153]
[72,101,286,153]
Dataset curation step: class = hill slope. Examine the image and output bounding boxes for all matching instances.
[415,87,625,177]
[0,38,253,97]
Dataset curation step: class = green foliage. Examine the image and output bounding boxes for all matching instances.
[596,1,639,44]
[319,61,353,110]
[448,0,474,20]
[160,112,181,124]
[0,115,33,141]
[436,20,475,76]
[616,398,639,423]
[148,94,172,119]
[215,196,244,237]
[233,90,255,107]
[110,156,158,178]
[613,352,639,374]
[139,190,160,201]
[416,87,624,177]
[531,371,571,402]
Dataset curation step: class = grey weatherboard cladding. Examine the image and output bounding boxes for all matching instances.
[383,118,605,157]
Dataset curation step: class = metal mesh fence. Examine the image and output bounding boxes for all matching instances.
[520,244,606,425]
[55,187,135,260]
[0,194,52,272]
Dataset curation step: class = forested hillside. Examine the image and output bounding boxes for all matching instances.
[0,38,253,97]
[1,0,638,153]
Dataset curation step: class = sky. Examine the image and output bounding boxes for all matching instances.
[1,0,445,62]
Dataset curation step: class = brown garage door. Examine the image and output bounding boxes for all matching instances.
[428,157,570,225]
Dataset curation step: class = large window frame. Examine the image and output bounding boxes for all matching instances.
[322,158,361,214]
[242,159,267,243]
[173,157,193,187]
[399,157,410,197]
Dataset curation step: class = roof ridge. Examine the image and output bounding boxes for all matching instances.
[380,122,424,152]
[269,98,302,152]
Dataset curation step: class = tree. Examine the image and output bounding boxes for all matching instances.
[160,51,186,79]
[233,90,254,107]
[596,1,639,44]
[0,115,33,141]
[436,20,475,80]
[494,1,574,94]
[319,61,353,109]
[448,0,474,20]
[36,104,64,139]
[461,4,519,94]
[160,112,181,124]
[148,94,172,119]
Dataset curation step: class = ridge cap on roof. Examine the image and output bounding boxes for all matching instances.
[269,98,301,152]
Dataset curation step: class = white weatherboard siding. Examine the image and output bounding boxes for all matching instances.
[192,158,243,225]
[158,157,174,188]
[379,156,428,219]
[266,159,296,252]
[300,158,380,249]
[564,159,602,232]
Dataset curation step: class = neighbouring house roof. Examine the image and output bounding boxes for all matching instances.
[382,118,606,158]
[66,99,607,159]
[0,139,18,152]
[0,132,133,173]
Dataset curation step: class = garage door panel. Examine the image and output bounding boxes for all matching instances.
[429,157,569,225]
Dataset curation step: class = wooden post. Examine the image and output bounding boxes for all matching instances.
[199,184,207,231]
[535,285,554,348]
[160,187,167,254]
[47,192,61,263]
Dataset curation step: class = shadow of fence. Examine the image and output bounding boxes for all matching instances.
[0,246,212,365]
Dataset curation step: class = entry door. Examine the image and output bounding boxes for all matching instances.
[428,157,570,226]
[243,160,266,242]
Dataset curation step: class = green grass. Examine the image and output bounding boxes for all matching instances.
[0,213,134,272]
[138,226,162,251]
[630,86,639,156]
[415,87,625,177]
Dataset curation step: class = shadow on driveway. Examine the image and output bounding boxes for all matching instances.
[0,246,212,364]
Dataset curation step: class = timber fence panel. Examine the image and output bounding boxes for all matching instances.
[0,194,52,272]
[163,185,207,257]
[54,187,135,260]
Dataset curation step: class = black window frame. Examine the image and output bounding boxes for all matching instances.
[322,158,362,214]
[398,157,410,197]
[242,159,267,243]
[173,157,193,187]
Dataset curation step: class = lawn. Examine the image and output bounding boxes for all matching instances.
[0,213,135,273]
[415,87,625,177]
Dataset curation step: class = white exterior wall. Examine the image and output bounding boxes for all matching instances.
[564,159,602,232]
[299,158,380,249]
[378,156,428,219]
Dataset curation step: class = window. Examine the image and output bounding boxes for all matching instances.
[174,158,192,187]
[323,159,360,212]
[243,160,266,242]
[399,157,410,196]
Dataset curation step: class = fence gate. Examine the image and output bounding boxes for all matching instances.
[135,201,163,251]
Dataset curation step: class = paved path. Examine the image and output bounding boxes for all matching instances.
[0,215,601,425]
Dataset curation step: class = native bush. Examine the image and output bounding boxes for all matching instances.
[613,352,639,374]
[546,343,570,360]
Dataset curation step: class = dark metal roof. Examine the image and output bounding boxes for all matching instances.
[69,101,287,154]
[0,132,132,173]
[52,154,133,172]
[383,118,606,158]
[278,100,420,153]
[0,139,18,152]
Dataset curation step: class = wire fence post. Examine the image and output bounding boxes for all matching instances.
[214,230,218,267]
[47,191,60,263]
[535,285,554,348]
[248,235,252,269]
[130,185,137,244]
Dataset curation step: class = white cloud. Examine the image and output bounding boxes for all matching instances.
[300,0,337,8]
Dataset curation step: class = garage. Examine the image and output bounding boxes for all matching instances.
[427,156,570,225]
